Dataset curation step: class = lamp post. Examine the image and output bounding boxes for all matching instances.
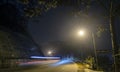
[77,30,85,59]
[77,30,98,69]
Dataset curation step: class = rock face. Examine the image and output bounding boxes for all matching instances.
[0,4,43,68]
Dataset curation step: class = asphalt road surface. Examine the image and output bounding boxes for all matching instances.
[0,60,103,72]
[18,60,78,72]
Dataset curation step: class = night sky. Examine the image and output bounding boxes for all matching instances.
[28,2,110,43]
[28,6,74,43]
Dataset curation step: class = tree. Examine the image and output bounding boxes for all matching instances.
[18,0,57,17]
[85,56,95,69]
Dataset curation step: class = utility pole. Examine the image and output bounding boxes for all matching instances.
[109,1,117,72]
[92,32,98,70]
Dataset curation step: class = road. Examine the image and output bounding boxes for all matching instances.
[0,60,103,72]
[18,60,78,72]
[19,63,78,72]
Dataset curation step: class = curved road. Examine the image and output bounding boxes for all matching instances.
[17,60,78,72]
[16,60,103,72]
[21,63,78,72]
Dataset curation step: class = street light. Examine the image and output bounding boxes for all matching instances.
[77,30,85,59]
[78,30,85,36]
[77,30,98,69]
[48,50,52,56]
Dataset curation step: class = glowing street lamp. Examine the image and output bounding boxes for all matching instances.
[77,30,85,59]
[48,51,52,55]
[47,50,52,55]
[77,29,98,69]
[78,30,85,36]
